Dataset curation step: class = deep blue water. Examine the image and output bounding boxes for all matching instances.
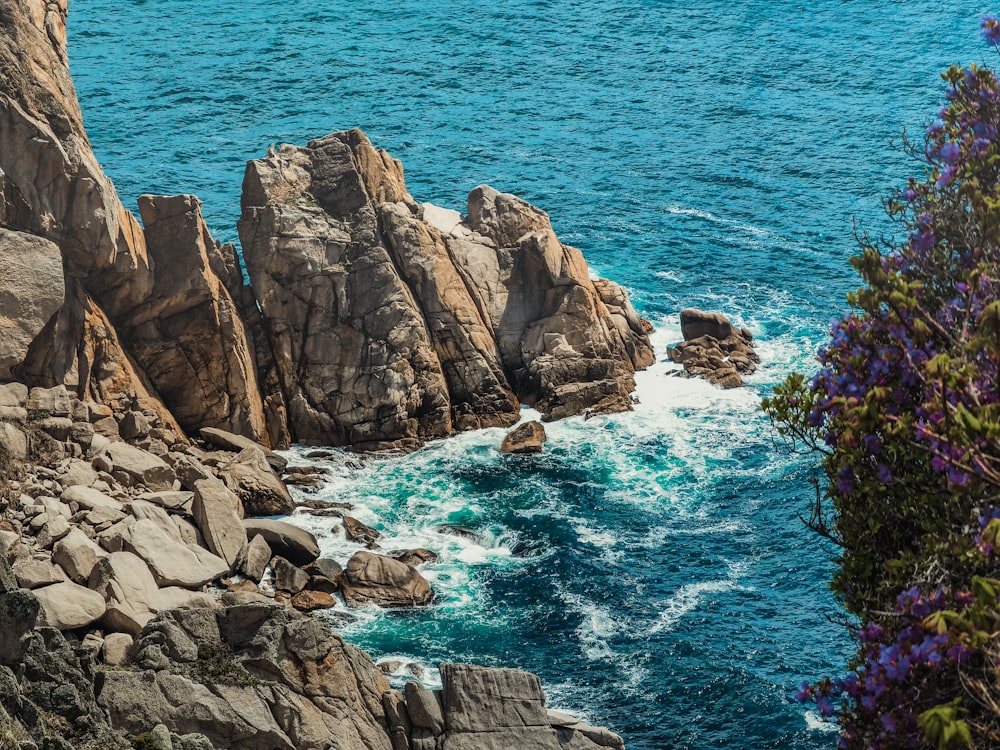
[68,3,995,747]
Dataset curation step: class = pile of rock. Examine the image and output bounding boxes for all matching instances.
[0,380,437,663]
[667,308,759,388]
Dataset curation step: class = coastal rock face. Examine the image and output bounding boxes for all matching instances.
[123,195,268,442]
[238,129,652,450]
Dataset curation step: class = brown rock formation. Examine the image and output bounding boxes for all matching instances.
[667,308,759,388]
[238,129,652,449]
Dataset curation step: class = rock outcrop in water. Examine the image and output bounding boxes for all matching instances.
[667,308,758,388]
[238,131,653,450]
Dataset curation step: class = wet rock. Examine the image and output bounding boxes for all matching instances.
[342,515,381,548]
[500,421,546,454]
[241,533,272,582]
[668,308,759,388]
[392,549,438,567]
[271,555,310,594]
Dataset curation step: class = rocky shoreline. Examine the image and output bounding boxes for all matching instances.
[0,0,643,747]
[0,384,625,749]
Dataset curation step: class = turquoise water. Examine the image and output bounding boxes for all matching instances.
[68,3,993,747]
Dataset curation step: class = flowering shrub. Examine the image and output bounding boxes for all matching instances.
[763,17,1000,749]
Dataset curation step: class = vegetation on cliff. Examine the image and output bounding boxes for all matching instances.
[764,17,1000,750]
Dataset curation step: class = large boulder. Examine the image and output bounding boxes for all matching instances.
[242,519,319,565]
[340,551,433,608]
[124,518,228,588]
[192,477,247,568]
[0,229,64,380]
[668,308,759,389]
[436,663,625,750]
[500,421,546,454]
[105,442,176,490]
[33,580,106,630]
[219,446,295,517]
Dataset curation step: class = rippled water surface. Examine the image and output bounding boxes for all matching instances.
[69,3,991,747]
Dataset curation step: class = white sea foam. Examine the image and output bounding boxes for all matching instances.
[650,560,752,633]
[804,711,838,733]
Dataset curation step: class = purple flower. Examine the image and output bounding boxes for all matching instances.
[937,164,958,187]
[794,680,810,703]
[983,14,1000,45]
[816,694,834,718]
[836,465,856,495]
[875,464,893,483]
[863,434,882,454]
[939,142,960,164]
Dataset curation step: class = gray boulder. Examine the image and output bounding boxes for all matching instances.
[341,551,433,608]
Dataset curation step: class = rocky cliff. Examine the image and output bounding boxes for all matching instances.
[0,0,646,746]
[0,0,651,453]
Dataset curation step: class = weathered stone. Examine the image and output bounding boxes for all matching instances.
[0,382,27,408]
[105,442,176,490]
[118,410,150,440]
[290,589,336,612]
[271,555,310,594]
[61,484,124,512]
[101,632,134,666]
[33,581,106,630]
[392,549,438,567]
[238,130,650,450]
[242,534,272,582]
[100,605,394,750]
[192,478,247,568]
[199,427,287,472]
[342,515,381,548]
[13,557,66,588]
[58,460,99,489]
[124,195,268,444]
[668,309,758,388]
[500,421,546,454]
[128,499,184,542]
[52,527,107,583]
[88,551,160,636]
[219,446,294,517]
[35,514,70,548]
[136,490,194,512]
[242,519,319,566]
[341,551,433,608]
[404,681,445,734]
[36,416,73,441]
[26,385,71,417]
[441,663,548,732]
[383,690,412,750]
[0,422,27,461]
[125,519,228,588]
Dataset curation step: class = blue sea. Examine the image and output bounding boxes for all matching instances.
[69,3,994,747]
